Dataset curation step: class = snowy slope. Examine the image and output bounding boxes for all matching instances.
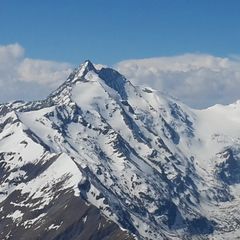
[1,60,240,239]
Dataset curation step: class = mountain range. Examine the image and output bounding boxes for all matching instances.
[1,60,240,239]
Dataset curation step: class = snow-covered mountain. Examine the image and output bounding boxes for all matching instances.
[1,60,240,239]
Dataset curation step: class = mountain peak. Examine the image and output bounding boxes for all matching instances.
[49,60,128,103]
[76,60,96,78]
[72,61,129,99]
[83,60,95,70]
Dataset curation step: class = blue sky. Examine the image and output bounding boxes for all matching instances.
[1,0,240,107]
[1,0,240,65]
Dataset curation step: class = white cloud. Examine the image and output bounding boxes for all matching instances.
[1,43,240,109]
[0,43,72,102]
[17,58,72,87]
[115,54,240,108]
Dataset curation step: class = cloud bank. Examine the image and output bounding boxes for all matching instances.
[115,54,240,108]
[1,43,240,109]
[0,43,72,102]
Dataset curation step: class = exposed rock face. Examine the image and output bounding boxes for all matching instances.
[0,188,133,240]
[1,60,240,239]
